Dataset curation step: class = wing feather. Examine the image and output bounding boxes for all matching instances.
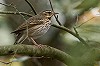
[11,16,43,34]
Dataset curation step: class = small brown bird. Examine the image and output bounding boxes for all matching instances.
[11,10,58,45]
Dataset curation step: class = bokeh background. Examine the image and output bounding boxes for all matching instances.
[0,0,100,66]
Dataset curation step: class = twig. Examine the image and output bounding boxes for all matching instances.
[73,27,79,36]
[25,0,37,15]
[0,3,32,44]
[0,11,33,17]
[76,17,95,28]
[0,3,13,7]
[1,3,27,23]
[0,3,32,17]
[48,0,62,26]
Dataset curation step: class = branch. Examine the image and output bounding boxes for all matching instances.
[25,0,37,15]
[0,44,72,65]
[52,24,89,47]
[48,0,62,26]
[0,11,33,17]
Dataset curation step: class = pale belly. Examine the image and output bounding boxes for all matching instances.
[26,22,51,39]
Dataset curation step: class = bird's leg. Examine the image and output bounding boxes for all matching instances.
[14,33,21,44]
[30,37,38,45]
[16,34,28,44]
[29,37,43,48]
[20,36,28,44]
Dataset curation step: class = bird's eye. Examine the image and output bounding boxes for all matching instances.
[44,13,47,15]
[48,12,51,14]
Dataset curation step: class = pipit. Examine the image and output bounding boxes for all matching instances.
[11,10,58,45]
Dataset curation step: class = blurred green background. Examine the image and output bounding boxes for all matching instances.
[0,0,100,66]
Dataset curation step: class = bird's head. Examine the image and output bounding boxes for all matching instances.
[40,10,58,19]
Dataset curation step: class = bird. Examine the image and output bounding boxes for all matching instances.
[11,10,58,45]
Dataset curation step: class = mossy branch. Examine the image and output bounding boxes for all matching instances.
[0,44,100,66]
[0,44,72,65]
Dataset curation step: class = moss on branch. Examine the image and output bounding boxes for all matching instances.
[0,44,72,65]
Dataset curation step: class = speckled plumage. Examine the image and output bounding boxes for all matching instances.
[12,10,56,44]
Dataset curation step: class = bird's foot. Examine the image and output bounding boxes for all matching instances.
[34,44,44,48]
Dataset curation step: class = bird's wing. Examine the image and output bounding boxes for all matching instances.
[11,16,44,34]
